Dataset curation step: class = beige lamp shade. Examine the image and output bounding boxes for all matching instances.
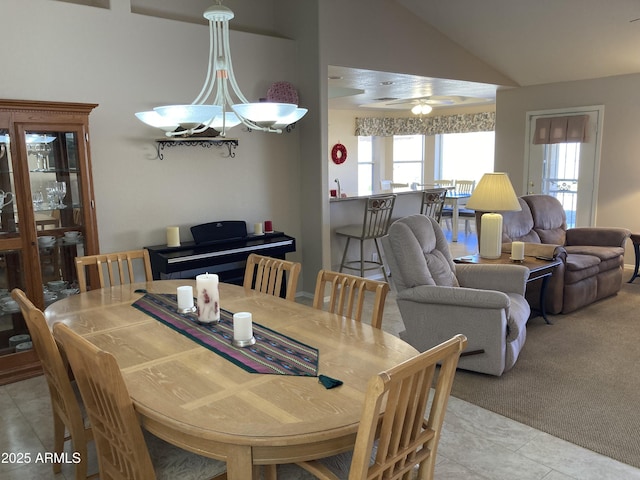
[466,173,521,259]
[465,172,521,212]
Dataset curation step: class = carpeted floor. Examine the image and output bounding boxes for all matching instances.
[449,281,640,468]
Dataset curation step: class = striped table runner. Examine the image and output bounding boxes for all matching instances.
[132,292,318,377]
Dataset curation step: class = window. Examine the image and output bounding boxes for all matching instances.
[542,143,580,228]
[358,136,373,195]
[436,131,495,183]
[393,135,423,185]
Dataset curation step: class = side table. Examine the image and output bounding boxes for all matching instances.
[627,234,640,283]
[454,253,562,324]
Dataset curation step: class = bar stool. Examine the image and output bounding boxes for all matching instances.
[336,194,396,282]
[628,233,640,283]
[420,188,448,222]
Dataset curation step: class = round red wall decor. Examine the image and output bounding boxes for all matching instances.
[331,143,347,164]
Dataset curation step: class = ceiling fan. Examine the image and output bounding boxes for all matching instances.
[369,95,491,114]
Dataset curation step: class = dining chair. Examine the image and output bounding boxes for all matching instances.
[453,179,475,195]
[53,322,227,480]
[243,253,301,301]
[419,187,448,222]
[294,334,468,480]
[442,179,476,235]
[313,270,389,329]
[10,289,95,480]
[75,249,153,292]
[335,194,396,282]
[433,179,454,188]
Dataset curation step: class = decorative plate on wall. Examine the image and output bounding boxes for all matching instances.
[267,82,299,104]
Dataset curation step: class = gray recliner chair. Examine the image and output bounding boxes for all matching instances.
[381,214,531,376]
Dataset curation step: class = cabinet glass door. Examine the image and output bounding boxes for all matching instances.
[26,129,86,292]
[0,129,28,356]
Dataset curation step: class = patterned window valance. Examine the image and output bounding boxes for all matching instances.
[354,112,495,137]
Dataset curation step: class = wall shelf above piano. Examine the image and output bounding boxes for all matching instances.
[155,138,239,160]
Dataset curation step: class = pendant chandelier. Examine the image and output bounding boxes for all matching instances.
[135,1,307,137]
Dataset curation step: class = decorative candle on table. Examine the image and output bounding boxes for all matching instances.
[177,285,195,313]
[232,312,256,347]
[254,222,263,235]
[264,220,273,233]
[512,241,525,262]
[196,273,220,323]
[166,226,180,247]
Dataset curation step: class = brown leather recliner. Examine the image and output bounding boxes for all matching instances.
[478,195,630,314]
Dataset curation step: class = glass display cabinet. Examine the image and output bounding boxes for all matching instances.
[0,100,99,384]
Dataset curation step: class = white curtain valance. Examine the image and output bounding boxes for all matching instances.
[354,112,495,137]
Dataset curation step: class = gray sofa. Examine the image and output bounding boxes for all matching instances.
[382,214,531,376]
[493,194,630,314]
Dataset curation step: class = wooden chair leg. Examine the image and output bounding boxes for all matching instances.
[52,412,65,474]
[263,464,277,480]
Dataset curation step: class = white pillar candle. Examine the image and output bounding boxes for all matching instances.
[196,273,220,323]
[177,286,194,310]
[512,241,525,261]
[166,226,180,247]
[254,222,263,235]
[233,312,253,341]
[479,213,503,259]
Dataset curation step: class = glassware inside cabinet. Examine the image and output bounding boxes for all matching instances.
[27,130,86,289]
[0,249,28,356]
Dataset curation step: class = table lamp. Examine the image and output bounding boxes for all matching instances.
[465,173,521,259]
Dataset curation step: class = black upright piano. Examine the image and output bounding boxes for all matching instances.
[145,221,296,285]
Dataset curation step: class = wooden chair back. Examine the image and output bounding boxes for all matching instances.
[75,249,153,292]
[313,270,389,329]
[434,179,454,188]
[420,188,448,221]
[350,334,467,479]
[454,179,476,195]
[297,334,467,480]
[243,253,301,301]
[53,323,157,480]
[11,289,93,480]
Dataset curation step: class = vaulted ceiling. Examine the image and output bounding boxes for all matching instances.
[134,0,640,113]
[331,0,640,111]
[397,0,640,87]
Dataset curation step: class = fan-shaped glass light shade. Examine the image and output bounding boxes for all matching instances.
[135,111,179,132]
[411,104,433,115]
[154,105,222,129]
[232,103,298,128]
[272,108,308,129]
[210,112,242,130]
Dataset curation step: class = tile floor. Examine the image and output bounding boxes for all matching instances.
[2,227,639,479]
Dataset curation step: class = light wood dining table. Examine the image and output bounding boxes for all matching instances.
[45,280,418,480]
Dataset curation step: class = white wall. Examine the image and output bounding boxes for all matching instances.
[495,73,640,265]
[328,110,360,198]
[3,0,303,264]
